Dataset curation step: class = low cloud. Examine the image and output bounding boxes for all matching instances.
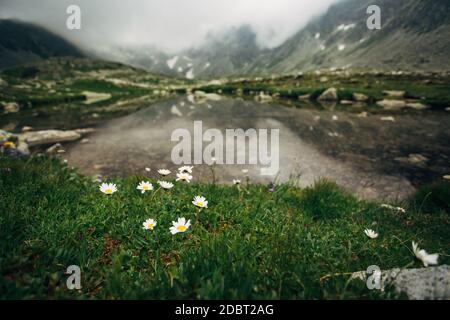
[0,0,339,52]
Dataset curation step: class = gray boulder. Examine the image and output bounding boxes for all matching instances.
[318,88,338,101]
[20,130,81,147]
[352,265,450,300]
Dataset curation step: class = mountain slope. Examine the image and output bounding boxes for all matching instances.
[248,0,450,74]
[112,0,450,77]
[96,25,264,79]
[183,25,266,78]
[0,19,83,69]
[3,0,449,77]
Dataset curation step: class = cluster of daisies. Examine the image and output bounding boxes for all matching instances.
[98,169,440,267]
[99,165,208,235]
[364,205,439,267]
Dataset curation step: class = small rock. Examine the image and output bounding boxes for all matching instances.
[317,88,338,101]
[395,154,428,166]
[383,90,405,98]
[2,102,19,114]
[380,116,395,122]
[193,91,221,101]
[319,76,328,83]
[357,112,368,118]
[332,115,339,121]
[194,91,206,99]
[340,100,354,105]
[204,93,222,101]
[377,99,406,110]
[406,102,429,110]
[328,131,340,137]
[46,143,65,155]
[443,175,450,180]
[0,77,7,86]
[353,93,369,102]
[255,92,273,103]
[81,138,91,144]
[407,154,428,165]
[446,107,450,112]
[298,94,311,100]
[21,126,33,133]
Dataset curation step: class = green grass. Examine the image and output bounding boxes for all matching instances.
[0,156,448,299]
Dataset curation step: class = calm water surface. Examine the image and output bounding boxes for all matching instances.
[64,97,450,200]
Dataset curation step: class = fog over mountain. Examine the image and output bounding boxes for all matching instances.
[0,0,338,52]
[1,0,449,77]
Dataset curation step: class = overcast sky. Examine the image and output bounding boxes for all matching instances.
[0,0,339,52]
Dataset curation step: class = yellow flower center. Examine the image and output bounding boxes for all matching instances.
[148,224,153,229]
[105,189,113,194]
[177,225,186,232]
[143,185,149,190]
[3,141,15,148]
[196,201,203,207]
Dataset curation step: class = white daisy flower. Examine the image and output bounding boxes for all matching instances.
[412,241,439,267]
[158,169,171,176]
[233,179,241,185]
[364,229,379,239]
[176,172,193,183]
[137,181,154,194]
[142,218,157,231]
[158,180,174,189]
[192,195,208,208]
[170,217,191,235]
[99,183,117,195]
[178,166,194,174]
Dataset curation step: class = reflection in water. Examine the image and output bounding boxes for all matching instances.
[65,97,450,200]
